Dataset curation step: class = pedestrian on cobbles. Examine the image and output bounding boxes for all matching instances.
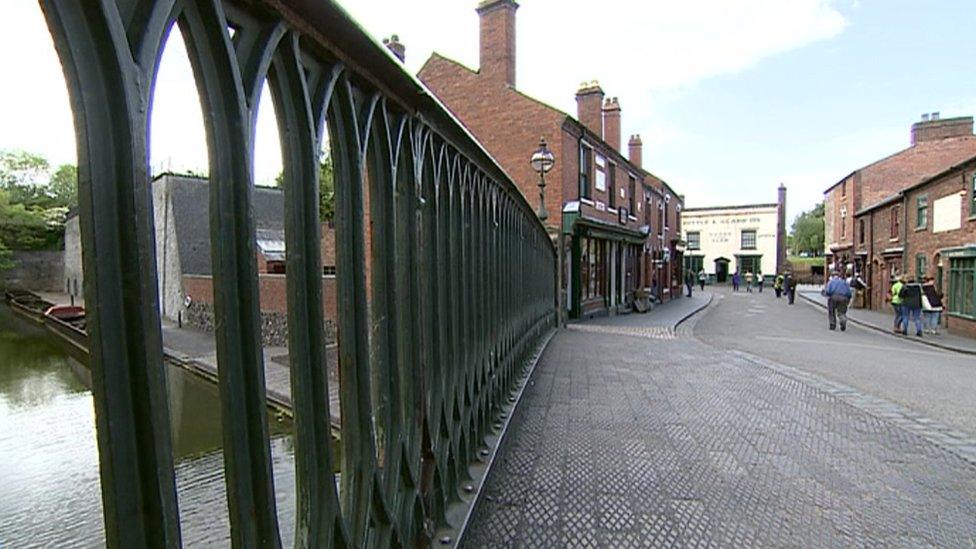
[757,271,764,292]
[824,270,852,331]
[698,269,706,291]
[898,276,924,337]
[889,276,904,333]
[774,273,784,298]
[921,276,943,335]
[745,271,754,293]
[784,271,795,304]
[684,269,694,298]
[732,271,741,292]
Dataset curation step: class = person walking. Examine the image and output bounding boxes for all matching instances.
[774,273,784,298]
[889,276,904,334]
[745,271,754,293]
[921,276,944,335]
[757,271,764,293]
[824,270,853,331]
[898,276,924,337]
[732,271,741,292]
[684,269,695,298]
[698,269,706,291]
[784,271,795,304]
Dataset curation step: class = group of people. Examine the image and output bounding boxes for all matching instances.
[684,269,708,297]
[731,270,764,293]
[888,275,944,336]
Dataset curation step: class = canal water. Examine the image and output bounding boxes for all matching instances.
[0,305,297,547]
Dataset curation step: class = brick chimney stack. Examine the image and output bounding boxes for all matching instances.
[628,134,643,168]
[910,113,974,145]
[477,0,519,87]
[602,97,621,152]
[382,35,405,62]
[777,184,787,273]
[576,81,604,137]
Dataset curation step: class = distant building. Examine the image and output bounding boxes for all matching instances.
[64,174,337,344]
[681,186,787,283]
[418,0,685,317]
[854,153,976,337]
[824,113,976,275]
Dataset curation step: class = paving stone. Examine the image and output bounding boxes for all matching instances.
[460,324,976,547]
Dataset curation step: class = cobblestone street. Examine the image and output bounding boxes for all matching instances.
[462,291,976,547]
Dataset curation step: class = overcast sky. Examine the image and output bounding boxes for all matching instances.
[1,0,974,224]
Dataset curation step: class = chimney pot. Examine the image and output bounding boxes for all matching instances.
[575,80,604,137]
[628,134,643,168]
[383,34,405,62]
[602,95,622,152]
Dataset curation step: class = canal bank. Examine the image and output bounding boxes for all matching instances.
[0,304,298,547]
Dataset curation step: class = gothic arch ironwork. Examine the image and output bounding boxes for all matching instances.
[40,0,556,546]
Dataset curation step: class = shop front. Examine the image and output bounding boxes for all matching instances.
[567,217,647,319]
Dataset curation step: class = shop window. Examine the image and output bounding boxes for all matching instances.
[948,257,975,317]
[687,231,700,250]
[741,230,757,250]
[916,195,928,229]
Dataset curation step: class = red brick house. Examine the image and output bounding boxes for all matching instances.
[825,114,976,276]
[855,154,976,337]
[418,0,684,318]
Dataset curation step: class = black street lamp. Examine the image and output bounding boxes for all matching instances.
[529,137,554,221]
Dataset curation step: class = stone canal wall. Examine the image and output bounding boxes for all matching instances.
[0,251,65,292]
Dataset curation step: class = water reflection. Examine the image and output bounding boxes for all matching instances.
[0,306,296,547]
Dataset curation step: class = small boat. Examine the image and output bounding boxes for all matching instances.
[44,305,86,322]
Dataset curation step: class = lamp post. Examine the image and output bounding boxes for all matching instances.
[530,137,560,325]
[530,137,554,221]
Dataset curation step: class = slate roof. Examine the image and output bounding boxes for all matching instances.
[830,136,976,206]
[158,174,285,275]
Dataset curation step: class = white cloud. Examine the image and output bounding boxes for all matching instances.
[0,0,847,190]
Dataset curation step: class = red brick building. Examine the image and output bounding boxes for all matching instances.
[418,0,684,318]
[854,154,976,337]
[824,114,976,276]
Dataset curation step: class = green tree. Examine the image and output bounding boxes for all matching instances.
[790,202,825,256]
[0,240,13,272]
[0,187,52,251]
[49,164,78,210]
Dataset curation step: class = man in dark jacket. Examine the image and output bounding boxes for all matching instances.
[824,270,853,331]
[784,272,796,304]
[898,277,924,337]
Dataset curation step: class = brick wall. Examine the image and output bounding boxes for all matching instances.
[903,163,976,337]
[182,273,337,331]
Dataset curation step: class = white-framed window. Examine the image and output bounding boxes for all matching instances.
[594,154,607,192]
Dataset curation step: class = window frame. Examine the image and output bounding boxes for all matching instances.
[607,162,616,209]
[916,194,928,229]
[948,256,976,318]
[889,206,900,239]
[579,144,592,200]
[740,229,757,250]
[915,253,927,280]
[687,231,701,250]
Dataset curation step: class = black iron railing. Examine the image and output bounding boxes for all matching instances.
[40,0,555,546]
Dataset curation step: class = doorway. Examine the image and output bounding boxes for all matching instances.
[714,257,730,283]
